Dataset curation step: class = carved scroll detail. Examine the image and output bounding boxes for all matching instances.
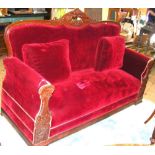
[52,9,96,26]
[33,83,55,145]
[138,58,155,99]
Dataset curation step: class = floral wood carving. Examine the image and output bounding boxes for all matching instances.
[52,8,96,26]
[138,58,155,99]
[33,83,55,145]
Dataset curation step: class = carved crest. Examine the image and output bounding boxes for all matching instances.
[52,8,96,26]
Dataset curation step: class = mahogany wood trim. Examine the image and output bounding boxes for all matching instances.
[33,83,55,145]
[137,58,155,100]
[4,9,121,57]
[4,19,120,57]
[3,9,152,146]
[4,8,95,57]
[4,20,52,57]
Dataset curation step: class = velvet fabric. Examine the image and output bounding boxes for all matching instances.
[50,93,138,137]
[2,57,51,142]
[2,89,34,132]
[2,92,34,142]
[3,57,49,119]
[22,39,71,83]
[8,23,120,71]
[95,36,125,71]
[122,48,150,79]
[49,68,140,128]
[2,21,152,145]
[2,56,142,142]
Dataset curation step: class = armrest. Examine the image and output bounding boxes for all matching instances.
[122,48,153,80]
[122,48,154,100]
[3,57,55,144]
[3,57,51,116]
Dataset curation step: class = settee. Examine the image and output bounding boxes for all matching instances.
[1,9,154,145]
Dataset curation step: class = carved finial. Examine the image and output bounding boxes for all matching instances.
[39,83,54,103]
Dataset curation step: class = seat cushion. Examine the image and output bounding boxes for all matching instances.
[49,68,141,128]
[22,39,71,83]
[95,36,125,71]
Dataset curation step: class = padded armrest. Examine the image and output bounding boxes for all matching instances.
[122,48,151,80]
[3,57,53,118]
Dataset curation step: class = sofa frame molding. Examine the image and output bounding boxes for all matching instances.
[2,56,154,145]
[4,8,120,57]
[2,9,155,145]
[138,58,155,100]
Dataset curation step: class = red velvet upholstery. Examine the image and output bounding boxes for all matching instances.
[3,57,43,119]
[2,92,34,142]
[49,69,140,131]
[8,23,120,71]
[95,36,125,71]
[2,58,141,141]
[2,57,50,141]
[1,21,152,145]
[22,39,71,83]
[50,94,138,137]
[122,48,150,79]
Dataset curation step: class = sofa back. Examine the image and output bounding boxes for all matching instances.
[5,21,120,71]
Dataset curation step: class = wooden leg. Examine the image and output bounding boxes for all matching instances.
[150,127,155,145]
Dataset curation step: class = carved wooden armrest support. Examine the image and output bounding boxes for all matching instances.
[33,83,55,145]
[138,58,155,99]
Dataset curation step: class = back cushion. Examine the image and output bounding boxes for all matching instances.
[95,36,125,71]
[65,23,121,71]
[22,39,71,83]
[7,23,120,71]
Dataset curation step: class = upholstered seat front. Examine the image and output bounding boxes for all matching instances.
[49,68,141,136]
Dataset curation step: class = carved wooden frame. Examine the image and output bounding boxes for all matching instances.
[32,56,154,145]
[33,83,55,145]
[3,9,154,146]
[4,8,120,57]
